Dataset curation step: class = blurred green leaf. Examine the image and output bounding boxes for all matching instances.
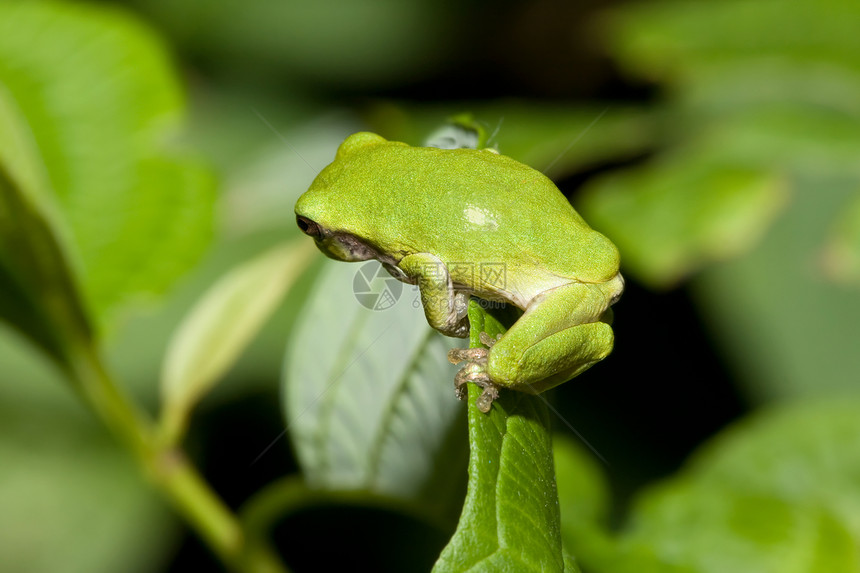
[0,1,215,327]
[591,0,860,401]
[613,484,856,573]
[0,86,91,369]
[586,0,860,288]
[160,240,316,444]
[94,110,362,403]
[684,106,860,180]
[126,0,449,87]
[689,400,860,535]
[580,155,786,288]
[282,259,466,521]
[554,435,614,568]
[563,552,584,573]
[555,434,609,533]
[693,173,860,401]
[609,0,860,85]
[434,302,565,573]
[365,101,656,180]
[216,113,365,237]
[0,405,174,573]
[602,399,860,573]
[822,190,860,284]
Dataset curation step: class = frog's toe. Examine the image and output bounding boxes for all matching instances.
[447,346,488,365]
[476,384,500,413]
[455,365,489,388]
[454,364,489,400]
[449,340,500,411]
[479,331,501,348]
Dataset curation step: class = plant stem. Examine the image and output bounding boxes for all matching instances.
[64,339,289,573]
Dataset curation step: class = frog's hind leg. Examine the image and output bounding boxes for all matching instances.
[487,282,614,394]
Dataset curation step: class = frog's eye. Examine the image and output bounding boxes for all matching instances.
[296,215,322,239]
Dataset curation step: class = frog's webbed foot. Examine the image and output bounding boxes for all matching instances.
[447,332,503,413]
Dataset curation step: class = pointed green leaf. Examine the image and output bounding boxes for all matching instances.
[283,259,466,519]
[160,240,316,444]
[434,302,565,573]
[0,2,215,326]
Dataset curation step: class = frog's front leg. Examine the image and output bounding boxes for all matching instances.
[488,282,615,395]
[398,253,470,338]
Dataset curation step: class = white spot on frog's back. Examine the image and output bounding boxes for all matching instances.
[463,205,499,231]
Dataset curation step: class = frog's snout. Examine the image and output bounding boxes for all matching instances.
[296,215,322,239]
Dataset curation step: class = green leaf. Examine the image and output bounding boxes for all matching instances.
[554,435,614,568]
[603,0,860,181]
[364,102,656,180]
[554,436,609,533]
[0,87,92,369]
[282,259,467,520]
[563,551,584,573]
[0,2,215,327]
[616,485,856,573]
[579,154,786,288]
[693,173,860,401]
[127,0,446,87]
[687,106,860,180]
[0,404,174,573]
[822,190,860,284]
[434,301,565,573]
[585,0,860,292]
[160,240,316,444]
[610,0,860,85]
[599,0,860,399]
[605,400,860,573]
[686,399,860,538]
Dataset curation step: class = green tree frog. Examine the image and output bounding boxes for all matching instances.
[295,132,623,412]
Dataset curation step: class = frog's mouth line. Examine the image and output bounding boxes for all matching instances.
[297,215,396,265]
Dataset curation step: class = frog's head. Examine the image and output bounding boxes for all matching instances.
[295,133,390,262]
[296,180,383,262]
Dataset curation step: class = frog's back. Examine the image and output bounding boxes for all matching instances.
[303,134,619,291]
